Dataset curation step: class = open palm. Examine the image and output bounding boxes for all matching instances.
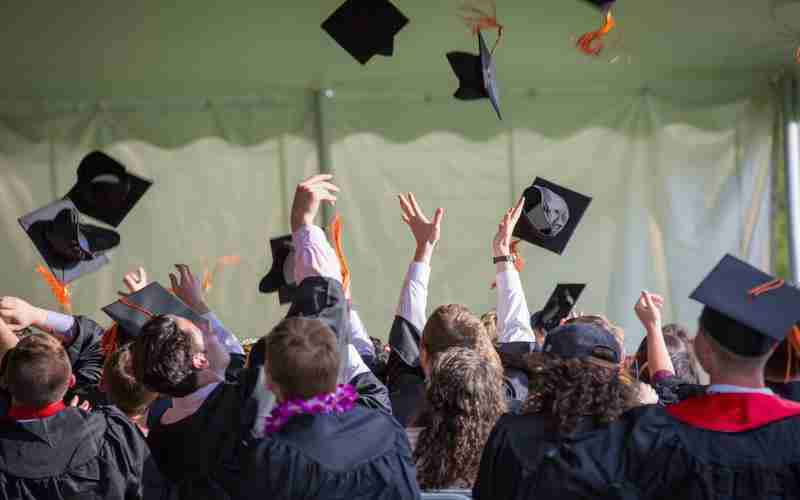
[399,193,444,249]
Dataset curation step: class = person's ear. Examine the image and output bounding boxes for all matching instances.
[192,352,209,370]
[68,373,76,389]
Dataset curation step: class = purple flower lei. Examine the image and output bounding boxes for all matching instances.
[264,384,358,435]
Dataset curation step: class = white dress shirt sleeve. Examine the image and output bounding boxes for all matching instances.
[396,262,430,333]
[292,224,342,284]
[39,310,77,344]
[349,308,375,360]
[496,268,535,343]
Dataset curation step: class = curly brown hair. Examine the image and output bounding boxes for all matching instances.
[414,347,507,490]
[522,353,639,434]
[480,310,499,345]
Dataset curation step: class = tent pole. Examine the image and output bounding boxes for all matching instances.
[783,76,800,283]
[314,89,334,223]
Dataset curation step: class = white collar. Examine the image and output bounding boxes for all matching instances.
[171,382,221,410]
[707,384,774,396]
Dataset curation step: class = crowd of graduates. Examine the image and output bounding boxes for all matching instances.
[1,173,800,500]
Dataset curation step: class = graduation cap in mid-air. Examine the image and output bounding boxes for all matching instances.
[583,0,615,11]
[446,30,501,120]
[102,282,207,339]
[18,198,119,284]
[513,178,592,255]
[66,151,152,228]
[322,0,409,65]
[531,284,586,332]
[259,235,298,305]
[691,254,800,358]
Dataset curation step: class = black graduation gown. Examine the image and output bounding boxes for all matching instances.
[621,394,800,499]
[475,394,800,500]
[0,405,171,500]
[241,406,421,500]
[146,357,263,500]
[147,276,392,499]
[64,316,106,394]
[767,380,800,402]
[386,316,533,427]
[473,413,634,500]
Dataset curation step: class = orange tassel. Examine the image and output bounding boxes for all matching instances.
[577,11,616,56]
[35,265,72,314]
[748,278,785,298]
[329,215,351,294]
[459,0,503,53]
[202,255,242,293]
[490,240,524,289]
[102,324,119,356]
[785,325,800,383]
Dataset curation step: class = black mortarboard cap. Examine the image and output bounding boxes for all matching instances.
[583,0,615,10]
[102,282,207,338]
[513,177,592,255]
[691,254,800,357]
[66,151,153,228]
[258,235,298,305]
[446,31,501,120]
[322,0,409,65]
[19,199,119,284]
[531,284,586,332]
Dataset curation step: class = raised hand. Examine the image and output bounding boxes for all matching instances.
[290,174,340,232]
[493,196,525,258]
[634,291,664,332]
[398,193,444,264]
[634,290,673,378]
[0,296,46,333]
[121,267,148,296]
[170,264,210,315]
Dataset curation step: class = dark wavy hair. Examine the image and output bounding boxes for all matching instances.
[522,353,639,434]
[414,347,507,490]
[132,315,200,398]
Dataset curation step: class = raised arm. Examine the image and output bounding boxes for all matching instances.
[395,193,443,331]
[0,296,77,344]
[171,264,244,356]
[634,291,674,379]
[290,173,342,284]
[493,197,535,344]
